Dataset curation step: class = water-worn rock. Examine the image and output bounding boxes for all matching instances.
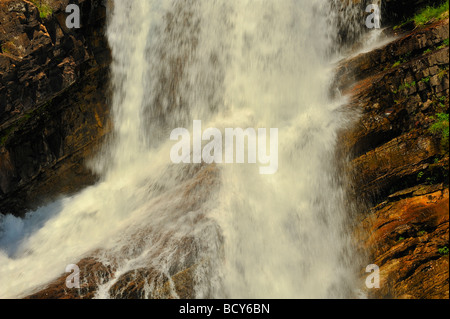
[22,163,220,299]
[24,257,197,299]
[338,19,449,203]
[360,187,449,299]
[24,257,115,299]
[338,14,449,298]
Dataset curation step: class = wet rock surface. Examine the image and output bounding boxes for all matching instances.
[338,16,449,298]
[360,186,448,298]
[24,257,115,299]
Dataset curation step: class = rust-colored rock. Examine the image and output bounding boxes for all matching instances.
[338,14,449,299]
[25,257,115,299]
[360,187,449,299]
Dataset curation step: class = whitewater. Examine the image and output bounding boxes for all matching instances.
[0,0,375,298]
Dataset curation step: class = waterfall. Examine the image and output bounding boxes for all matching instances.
[0,0,371,299]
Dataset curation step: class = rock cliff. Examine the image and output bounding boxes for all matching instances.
[337,2,449,298]
[0,0,111,216]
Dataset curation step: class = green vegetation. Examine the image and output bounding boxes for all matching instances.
[30,0,53,19]
[417,171,425,181]
[437,67,448,80]
[391,52,412,69]
[398,236,406,242]
[394,1,449,29]
[430,112,450,152]
[421,38,449,55]
[398,80,416,92]
[438,96,447,109]
[420,76,431,83]
[430,113,449,139]
[417,230,427,236]
[412,1,449,26]
[437,38,450,49]
[438,246,449,255]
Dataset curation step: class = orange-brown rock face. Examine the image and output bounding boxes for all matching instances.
[361,186,449,298]
[338,17,449,298]
[0,0,111,216]
[24,257,115,299]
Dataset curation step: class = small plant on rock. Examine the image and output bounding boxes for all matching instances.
[31,0,53,19]
[429,112,449,152]
[438,246,449,256]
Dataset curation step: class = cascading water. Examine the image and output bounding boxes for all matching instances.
[0,0,374,299]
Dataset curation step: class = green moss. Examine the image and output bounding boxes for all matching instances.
[412,1,449,27]
[430,112,450,152]
[430,113,450,137]
[30,0,53,19]
[398,80,416,92]
[437,67,448,80]
[391,52,412,69]
[393,1,449,29]
[437,38,450,49]
[438,96,447,109]
[417,171,425,181]
[421,38,449,56]
[438,246,449,255]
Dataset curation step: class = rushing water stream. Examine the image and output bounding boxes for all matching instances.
[0,0,378,299]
